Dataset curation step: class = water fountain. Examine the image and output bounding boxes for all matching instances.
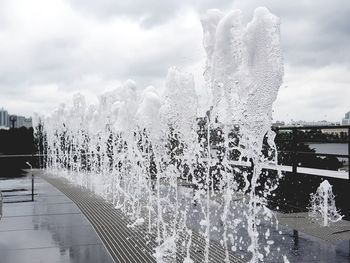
[36,6,285,263]
[308,180,343,227]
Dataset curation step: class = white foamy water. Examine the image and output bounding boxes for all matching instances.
[37,7,286,263]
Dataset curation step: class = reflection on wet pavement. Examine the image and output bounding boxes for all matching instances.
[0,175,114,263]
[2,172,350,263]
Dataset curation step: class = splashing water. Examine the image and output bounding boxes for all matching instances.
[36,7,284,263]
[308,180,343,227]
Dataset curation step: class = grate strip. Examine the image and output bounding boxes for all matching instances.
[40,173,245,263]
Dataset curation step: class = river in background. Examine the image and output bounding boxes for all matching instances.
[307,143,348,155]
[307,143,348,169]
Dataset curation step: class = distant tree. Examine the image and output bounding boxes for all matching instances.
[0,127,34,177]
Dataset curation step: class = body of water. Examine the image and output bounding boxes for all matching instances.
[307,143,348,156]
[307,143,348,170]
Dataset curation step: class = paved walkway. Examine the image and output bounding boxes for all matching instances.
[3,170,348,262]
[1,170,245,263]
[0,173,114,263]
[277,212,350,241]
[39,171,245,263]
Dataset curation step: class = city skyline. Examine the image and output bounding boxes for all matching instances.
[0,0,349,122]
[0,107,32,129]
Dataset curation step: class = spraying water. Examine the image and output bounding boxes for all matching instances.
[36,7,284,263]
[308,180,343,227]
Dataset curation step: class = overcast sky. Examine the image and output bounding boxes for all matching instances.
[0,0,349,122]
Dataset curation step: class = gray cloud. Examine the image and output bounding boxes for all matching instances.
[0,0,349,122]
[67,0,232,27]
[229,0,350,67]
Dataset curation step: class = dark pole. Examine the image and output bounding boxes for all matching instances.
[348,127,350,180]
[293,229,299,249]
[292,128,297,175]
[31,173,34,201]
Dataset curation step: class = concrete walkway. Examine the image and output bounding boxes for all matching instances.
[3,170,348,262]
[39,171,244,263]
[0,173,114,263]
[1,170,245,263]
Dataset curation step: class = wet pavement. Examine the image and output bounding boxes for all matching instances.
[2,170,350,263]
[0,173,114,263]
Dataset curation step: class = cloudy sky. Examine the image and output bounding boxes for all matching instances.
[0,0,349,122]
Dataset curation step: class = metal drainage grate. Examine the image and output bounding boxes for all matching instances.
[40,173,245,263]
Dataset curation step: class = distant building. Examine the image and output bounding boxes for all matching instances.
[272,121,285,127]
[321,128,348,135]
[23,117,33,129]
[0,107,32,129]
[9,115,17,128]
[345,111,350,119]
[289,120,340,127]
[11,115,33,129]
[341,111,350,125]
[0,108,9,129]
[17,116,25,128]
[342,119,349,125]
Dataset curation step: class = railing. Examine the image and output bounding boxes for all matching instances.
[1,125,349,184]
[0,155,36,203]
[274,125,350,180]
